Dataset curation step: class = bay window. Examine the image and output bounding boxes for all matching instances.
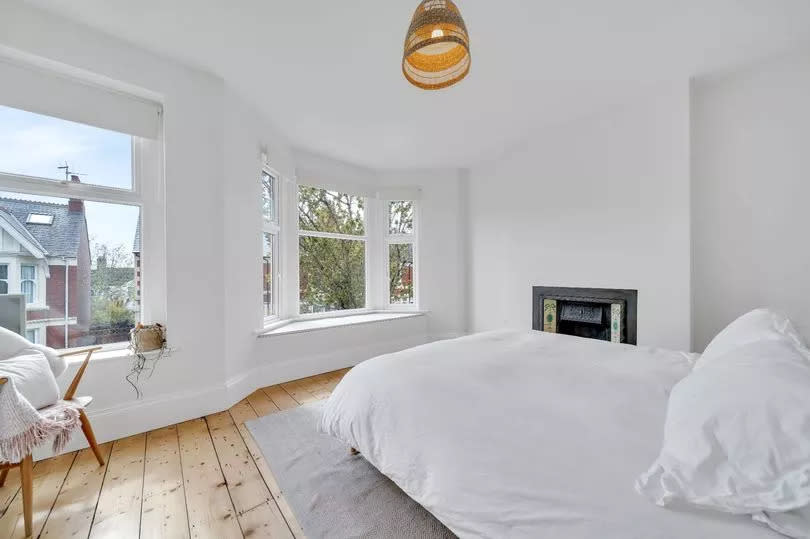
[284,184,418,322]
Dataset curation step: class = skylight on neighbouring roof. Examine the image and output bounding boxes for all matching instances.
[26,213,54,225]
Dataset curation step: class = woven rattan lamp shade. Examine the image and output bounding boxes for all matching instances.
[403,0,471,90]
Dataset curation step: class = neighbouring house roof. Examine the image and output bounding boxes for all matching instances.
[0,197,85,258]
[132,215,140,254]
[0,207,48,258]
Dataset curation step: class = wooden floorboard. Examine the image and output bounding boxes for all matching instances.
[228,400,305,538]
[40,443,112,538]
[205,411,292,538]
[0,452,75,539]
[13,368,350,539]
[245,390,280,418]
[177,419,242,539]
[141,425,190,538]
[89,433,146,539]
[0,466,23,519]
[262,385,298,411]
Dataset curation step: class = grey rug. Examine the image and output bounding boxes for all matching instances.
[246,402,455,539]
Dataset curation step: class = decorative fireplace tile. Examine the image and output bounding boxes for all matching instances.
[543,299,558,333]
[611,303,623,343]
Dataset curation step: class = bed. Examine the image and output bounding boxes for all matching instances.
[319,330,783,538]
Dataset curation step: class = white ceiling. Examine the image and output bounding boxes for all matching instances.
[24,0,810,169]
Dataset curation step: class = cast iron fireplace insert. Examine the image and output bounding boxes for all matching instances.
[532,286,638,345]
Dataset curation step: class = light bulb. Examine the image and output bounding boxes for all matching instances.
[431,28,444,38]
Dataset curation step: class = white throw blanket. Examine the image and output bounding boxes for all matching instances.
[0,377,81,464]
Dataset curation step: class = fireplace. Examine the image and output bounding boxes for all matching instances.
[532,287,638,345]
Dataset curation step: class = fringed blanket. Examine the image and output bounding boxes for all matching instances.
[0,377,82,464]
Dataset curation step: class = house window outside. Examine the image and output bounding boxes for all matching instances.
[262,167,280,319]
[0,104,151,349]
[25,328,38,344]
[298,187,367,314]
[20,264,36,304]
[387,201,416,305]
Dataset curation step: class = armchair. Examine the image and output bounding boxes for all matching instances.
[0,345,104,538]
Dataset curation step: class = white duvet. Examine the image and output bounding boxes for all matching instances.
[320,331,782,538]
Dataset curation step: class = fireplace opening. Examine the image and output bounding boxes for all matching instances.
[532,287,638,345]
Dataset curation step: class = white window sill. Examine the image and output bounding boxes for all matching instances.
[257,311,427,338]
[64,346,165,365]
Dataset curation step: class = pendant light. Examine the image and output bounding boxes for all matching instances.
[403,0,471,90]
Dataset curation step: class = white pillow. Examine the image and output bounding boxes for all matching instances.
[0,350,61,409]
[636,337,810,537]
[696,308,809,369]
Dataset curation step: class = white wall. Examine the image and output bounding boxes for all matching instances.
[468,84,692,350]
[378,169,468,340]
[1,0,231,448]
[0,1,459,454]
[691,49,810,350]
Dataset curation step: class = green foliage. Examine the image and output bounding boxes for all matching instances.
[91,296,136,327]
[298,187,366,312]
[299,236,366,313]
[299,186,365,235]
[389,201,414,235]
[89,239,137,330]
[389,243,414,304]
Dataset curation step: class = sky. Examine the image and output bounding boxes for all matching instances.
[0,105,139,255]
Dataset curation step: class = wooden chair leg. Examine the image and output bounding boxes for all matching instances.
[0,468,8,487]
[21,455,33,538]
[79,410,105,466]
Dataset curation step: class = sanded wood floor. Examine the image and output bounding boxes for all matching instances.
[0,368,351,539]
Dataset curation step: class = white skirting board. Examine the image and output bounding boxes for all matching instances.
[33,332,436,461]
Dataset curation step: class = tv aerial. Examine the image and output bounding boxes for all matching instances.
[57,161,87,182]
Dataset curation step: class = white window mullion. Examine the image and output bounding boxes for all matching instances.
[298,230,366,241]
[137,135,165,325]
[283,178,300,320]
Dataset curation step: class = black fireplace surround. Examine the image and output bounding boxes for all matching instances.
[532,287,638,345]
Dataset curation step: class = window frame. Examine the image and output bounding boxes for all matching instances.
[0,263,7,294]
[19,263,36,304]
[0,113,164,352]
[25,327,39,344]
[296,186,370,319]
[385,200,419,310]
[261,164,281,324]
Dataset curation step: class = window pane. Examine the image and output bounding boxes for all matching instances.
[21,279,35,303]
[21,265,35,280]
[0,281,7,294]
[299,236,365,313]
[0,264,7,280]
[0,105,133,189]
[262,170,276,224]
[389,244,415,305]
[262,233,274,316]
[389,201,414,235]
[0,192,140,349]
[299,186,365,235]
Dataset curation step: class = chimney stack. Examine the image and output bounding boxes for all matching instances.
[68,175,84,212]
